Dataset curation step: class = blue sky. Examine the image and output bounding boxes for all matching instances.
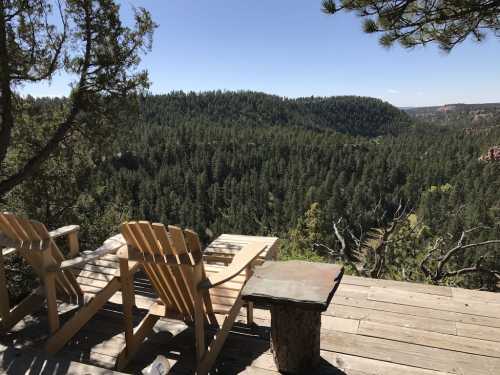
[22,0,500,107]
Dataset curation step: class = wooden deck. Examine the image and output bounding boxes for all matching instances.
[1,265,500,374]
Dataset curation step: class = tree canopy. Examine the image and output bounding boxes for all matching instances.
[2,91,499,297]
[0,0,155,197]
[322,0,500,51]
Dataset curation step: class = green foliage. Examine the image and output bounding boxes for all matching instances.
[383,215,427,283]
[405,103,500,129]
[428,184,453,193]
[2,91,499,297]
[3,255,38,304]
[1,97,133,301]
[141,91,410,137]
[279,244,326,263]
[280,203,327,262]
[322,1,500,51]
[0,0,155,197]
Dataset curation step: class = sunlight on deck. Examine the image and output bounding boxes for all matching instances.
[1,273,500,374]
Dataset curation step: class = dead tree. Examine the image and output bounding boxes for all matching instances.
[420,227,500,287]
[316,200,412,278]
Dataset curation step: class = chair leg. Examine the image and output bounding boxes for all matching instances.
[197,295,245,375]
[1,288,45,332]
[245,264,254,325]
[45,277,120,354]
[194,290,206,364]
[120,258,135,346]
[44,272,60,334]
[246,301,254,326]
[192,264,207,364]
[116,258,153,371]
[116,313,159,371]
[0,250,10,330]
[202,289,218,326]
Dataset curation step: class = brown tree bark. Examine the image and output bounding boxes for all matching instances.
[0,3,14,169]
[270,305,321,373]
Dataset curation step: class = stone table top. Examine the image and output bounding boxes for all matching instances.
[241,260,344,311]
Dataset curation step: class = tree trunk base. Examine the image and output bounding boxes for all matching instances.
[270,304,321,374]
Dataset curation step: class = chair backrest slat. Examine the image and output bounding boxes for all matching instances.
[21,217,82,298]
[2,214,30,241]
[0,214,17,239]
[0,214,44,272]
[121,221,212,321]
[183,229,216,322]
[168,225,192,261]
[137,222,189,316]
[166,226,197,317]
[0,212,82,300]
[150,224,193,318]
[121,222,175,307]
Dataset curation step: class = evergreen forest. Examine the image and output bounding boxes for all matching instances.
[3,91,500,300]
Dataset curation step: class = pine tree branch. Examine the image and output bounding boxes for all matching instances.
[0,0,93,197]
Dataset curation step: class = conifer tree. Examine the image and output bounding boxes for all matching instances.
[0,0,155,197]
[322,0,500,51]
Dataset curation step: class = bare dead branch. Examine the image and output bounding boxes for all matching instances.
[421,227,500,284]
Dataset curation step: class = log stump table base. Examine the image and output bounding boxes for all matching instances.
[241,260,344,374]
[270,305,321,373]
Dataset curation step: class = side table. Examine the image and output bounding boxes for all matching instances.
[241,260,344,373]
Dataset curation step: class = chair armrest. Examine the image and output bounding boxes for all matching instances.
[2,247,17,257]
[199,242,268,289]
[48,225,80,239]
[50,225,81,258]
[0,233,17,256]
[57,234,125,271]
[1,226,80,257]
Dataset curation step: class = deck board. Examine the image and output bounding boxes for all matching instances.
[2,269,500,374]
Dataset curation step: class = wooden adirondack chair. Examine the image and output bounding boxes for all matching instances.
[0,212,137,354]
[116,221,269,374]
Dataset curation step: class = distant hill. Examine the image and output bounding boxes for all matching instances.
[404,102,500,129]
[141,91,410,137]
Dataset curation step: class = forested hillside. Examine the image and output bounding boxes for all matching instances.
[143,92,409,136]
[406,102,500,129]
[3,92,499,299]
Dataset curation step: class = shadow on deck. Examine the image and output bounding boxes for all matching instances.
[2,274,500,374]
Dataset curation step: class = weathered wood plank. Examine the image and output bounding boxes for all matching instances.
[321,315,359,334]
[342,275,453,297]
[336,284,371,299]
[456,322,500,343]
[334,292,500,328]
[321,330,500,375]
[358,320,500,358]
[0,349,126,374]
[249,350,454,375]
[332,295,457,321]
[452,287,500,305]
[5,269,500,375]
[204,234,278,261]
[368,287,500,319]
[321,351,454,375]
[330,304,457,335]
